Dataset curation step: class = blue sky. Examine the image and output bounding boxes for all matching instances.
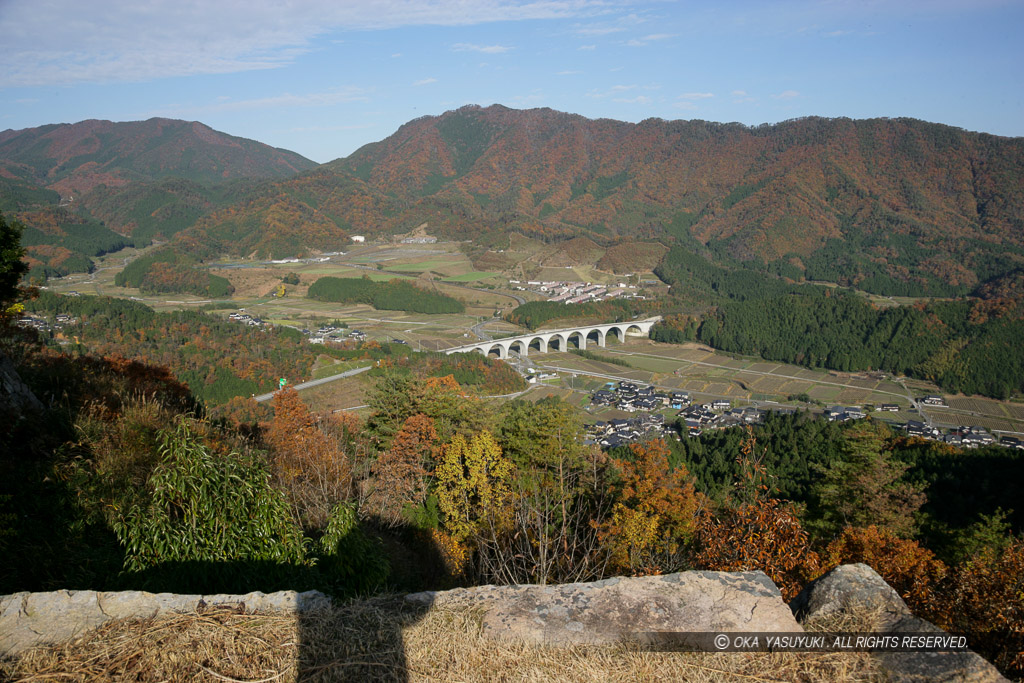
[1,0,1022,163]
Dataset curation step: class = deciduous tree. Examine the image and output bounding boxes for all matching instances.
[597,439,704,575]
[366,413,435,526]
[265,387,357,528]
[435,430,514,543]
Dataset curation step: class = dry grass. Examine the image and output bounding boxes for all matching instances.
[1,596,886,683]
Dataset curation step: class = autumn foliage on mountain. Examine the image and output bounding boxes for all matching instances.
[176,105,1024,292]
[0,118,316,274]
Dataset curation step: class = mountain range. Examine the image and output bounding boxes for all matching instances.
[0,118,315,277]
[3,106,1023,297]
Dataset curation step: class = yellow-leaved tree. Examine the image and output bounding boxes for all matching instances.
[435,430,515,543]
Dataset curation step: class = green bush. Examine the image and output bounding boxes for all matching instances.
[113,419,310,585]
[317,501,390,596]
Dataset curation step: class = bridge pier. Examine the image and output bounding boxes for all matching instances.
[445,317,662,359]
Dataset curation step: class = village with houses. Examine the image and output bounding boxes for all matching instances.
[508,279,643,304]
[579,379,1024,452]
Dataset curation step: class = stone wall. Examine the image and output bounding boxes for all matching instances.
[0,565,1007,681]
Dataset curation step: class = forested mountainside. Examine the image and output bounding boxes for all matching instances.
[179,105,1024,295]
[7,107,1023,295]
[0,118,316,277]
[0,118,315,194]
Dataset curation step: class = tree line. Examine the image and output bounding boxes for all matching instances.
[652,290,1024,398]
[115,249,233,298]
[307,276,465,314]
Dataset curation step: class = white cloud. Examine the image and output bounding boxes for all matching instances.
[578,44,597,50]
[587,84,634,98]
[0,0,615,87]
[625,33,674,47]
[391,53,403,58]
[413,77,438,86]
[556,70,582,75]
[672,92,712,110]
[731,90,748,96]
[574,11,644,36]
[452,42,512,53]
[773,89,800,99]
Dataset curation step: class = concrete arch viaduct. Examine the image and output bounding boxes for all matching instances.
[444,317,662,360]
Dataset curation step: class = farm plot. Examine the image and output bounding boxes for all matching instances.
[705,381,744,397]
[749,362,781,373]
[808,386,843,403]
[520,385,576,403]
[536,354,652,384]
[624,355,688,374]
[386,259,461,272]
[443,271,502,282]
[299,268,400,281]
[1006,403,1024,421]
[299,375,373,415]
[747,376,793,395]
[836,388,875,404]
[947,397,1007,418]
[931,414,1015,433]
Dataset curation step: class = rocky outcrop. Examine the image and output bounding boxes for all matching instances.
[0,566,1007,683]
[406,570,799,645]
[0,353,42,418]
[0,589,331,655]
[792,563,1007,682]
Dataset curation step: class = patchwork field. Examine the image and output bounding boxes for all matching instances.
[37,241,1024,434]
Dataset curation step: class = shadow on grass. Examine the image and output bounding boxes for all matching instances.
[114,523,455,681]
[295,593,434,681]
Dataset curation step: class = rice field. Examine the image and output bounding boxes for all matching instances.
[443,271,502,282]
[387,259,461,272]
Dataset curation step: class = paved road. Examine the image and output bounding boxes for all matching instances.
[470,318,496,341]
[254,364,372,402]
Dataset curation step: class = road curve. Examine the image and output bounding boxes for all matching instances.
[254,364,373,402]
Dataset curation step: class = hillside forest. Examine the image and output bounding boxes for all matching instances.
[5,110,1024,401]
[2,212,1024,677]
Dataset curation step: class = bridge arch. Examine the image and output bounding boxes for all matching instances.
[508,339,528,357]
[585,327,604,348]
[444,317,662,359]
[484,342,505,359]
